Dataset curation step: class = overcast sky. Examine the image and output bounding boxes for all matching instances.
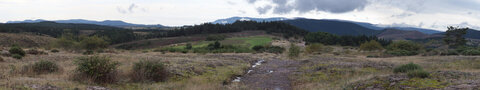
[1,0,479,31]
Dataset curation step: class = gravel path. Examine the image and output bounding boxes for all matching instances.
[240,59,300,90]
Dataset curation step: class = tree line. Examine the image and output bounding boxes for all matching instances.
[304,32,392,46]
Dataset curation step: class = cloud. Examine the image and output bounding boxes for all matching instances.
[256,5,272,14]
[226,1,236,5]
[246,0,257,4]
[251,0,369,14]
[117,3,146,14]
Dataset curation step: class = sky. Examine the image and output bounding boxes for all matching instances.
[1,0,480,31]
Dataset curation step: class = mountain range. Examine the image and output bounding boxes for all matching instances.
[6,19,165,28]
[6,17,480,40]
[211,17,443,34]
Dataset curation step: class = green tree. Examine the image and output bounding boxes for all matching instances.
[443,26,468,48]
[359,40,384,51]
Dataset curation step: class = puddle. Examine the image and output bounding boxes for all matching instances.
[232,77,241,82]
[231,59,265,82]
[252,60,265,68]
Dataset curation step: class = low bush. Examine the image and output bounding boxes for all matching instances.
[252,45,285,54]
[386,41,423,56]
[131,60,168,82]
[393,63,422,73]
[265,46,285,54]
[206,35,226,41]
[74,56,119,84]
[12,54,23,59]
[0,57,4,62]
[185,43,192,50]
[305,43,332,54]
[22,60,59,74]
[288,44,301,58]
[461,49,480,56]
[359,40,384,51]
[9,46,25,56]
[252,45,265,52]
[407,70,430,78]
[50,49,60,53]
[386,50,418,56]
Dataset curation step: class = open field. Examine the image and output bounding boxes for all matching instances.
[1,47,480,89]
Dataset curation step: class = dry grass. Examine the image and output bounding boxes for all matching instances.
[0,50,274,89]
[0,33,56,47]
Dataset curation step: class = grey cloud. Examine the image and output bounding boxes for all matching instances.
[247,0,257,4]
[227,1,236,5]
[117,3,146,14]
[252,0,369,14]
[256,5,272,14]
[391,13,414,18]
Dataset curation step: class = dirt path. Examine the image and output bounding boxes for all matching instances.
[240,59,300,90]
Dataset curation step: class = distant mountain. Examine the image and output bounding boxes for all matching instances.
[7,19,165,28]
[376,29,442,40]
[465,29,480,39]
[315,19,442,34]
[212,17,443,34]
[283,18,381,36]
[211,17,290,24]
[434,29,480,39]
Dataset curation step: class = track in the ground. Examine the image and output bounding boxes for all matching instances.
[238,59,300,90]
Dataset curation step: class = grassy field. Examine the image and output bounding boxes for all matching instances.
[160,35,273,53]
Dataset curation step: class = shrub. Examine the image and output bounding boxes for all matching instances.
[0,57,4,62]
[461,49,480,56]
[23,60,59,74]
[387,50,418,56]
[74,56,119,84]
[12,54,23,59]
[80,35,109,50]
[131,60,168,82]
[185,43,192,50]
[360,40,384,51]
[407,70,430,78]
[393,63,422,73]
[265,46,285,54]
[50,49,60,53]
[288,44,301,58]
[305,43,332,54]
[9,46,25,56]
[206,35,226,41]
[386,41,423,56]
[207,41,221,50]
[252,45,265,52]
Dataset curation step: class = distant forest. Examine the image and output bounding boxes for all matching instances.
[0,21,389,46]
